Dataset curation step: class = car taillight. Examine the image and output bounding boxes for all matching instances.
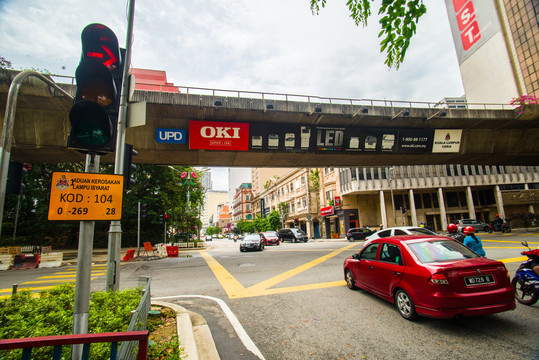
[429,272,449,285]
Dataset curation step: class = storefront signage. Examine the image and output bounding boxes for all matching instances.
[502,190,538,205]
[48,172,123,221]
[334,196,342,206]
[320,206,334,216]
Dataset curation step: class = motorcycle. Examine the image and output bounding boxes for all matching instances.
[511,241,539,305]
[489,218,511,233]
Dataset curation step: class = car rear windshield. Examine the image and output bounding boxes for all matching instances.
[407,239,479,263]
[291,229,305,235]
[408,228,436,235]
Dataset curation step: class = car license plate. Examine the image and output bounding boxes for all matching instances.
[464,274,494,286]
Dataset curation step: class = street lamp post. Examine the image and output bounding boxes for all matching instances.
[389,167,396,227]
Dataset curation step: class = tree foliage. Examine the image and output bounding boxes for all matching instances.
[310,0,427,69]
[1,163,205,248]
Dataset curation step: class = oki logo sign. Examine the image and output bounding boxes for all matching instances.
[453,0,481,51]
[189,120,249,151]
[320,206,334,216]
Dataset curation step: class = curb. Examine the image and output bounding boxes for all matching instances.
[151,300,220,360]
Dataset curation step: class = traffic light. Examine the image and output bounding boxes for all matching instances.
[6,161,27,195]
[402,207,407,214]
[159,214,164,223]
[123,143,137,190]
[68,23,123,153]
[164,214,168,221]
[141,203,147,218]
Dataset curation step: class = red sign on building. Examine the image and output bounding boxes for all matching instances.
[189,120,249,151]
[320,206,334,216]
[334,196,342,206]
[453,0,481,51]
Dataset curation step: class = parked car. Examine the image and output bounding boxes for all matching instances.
[278,228,308,243]
[346,227,375,241]
[364,226,438,245]
[343,235,515,320]
[240,234,265,252]
[205,235,212,241]
[453,219,492,233]
[260,231,280,245]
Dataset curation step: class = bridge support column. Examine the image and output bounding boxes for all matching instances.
[379,190,388,228]
[437,188,448,231]
[466,186,475,219]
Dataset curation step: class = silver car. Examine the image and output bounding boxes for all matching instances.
[240,233,265,252]
[454,219,492,233]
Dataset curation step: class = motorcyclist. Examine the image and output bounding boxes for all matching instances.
[492,214,504,231]
[463,226,486,256]
[447,223,465,243]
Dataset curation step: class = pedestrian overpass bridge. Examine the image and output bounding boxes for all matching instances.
[1,69,538,167]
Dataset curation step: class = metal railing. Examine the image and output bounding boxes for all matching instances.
[0,331,149,360]
[47,73,513,111]
[117,276,152,360]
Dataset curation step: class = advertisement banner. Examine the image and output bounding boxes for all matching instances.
[320,206,334,216]
[189,120,249,151]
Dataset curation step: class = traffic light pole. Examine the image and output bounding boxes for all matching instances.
[72,154,100,360]
[106,0,136,292]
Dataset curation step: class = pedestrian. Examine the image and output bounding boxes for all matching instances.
[463,226,486,256]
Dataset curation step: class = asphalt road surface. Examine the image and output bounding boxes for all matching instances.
[2,232,538,359]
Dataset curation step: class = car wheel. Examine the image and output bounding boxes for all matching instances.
[395,289,417,320]
[259,243,264,251]
[292,236,296,243]
[240,248,245,252]
[345,269,358,290]
[485,226,492,234]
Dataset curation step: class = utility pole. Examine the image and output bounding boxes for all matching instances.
[389,167,396,227]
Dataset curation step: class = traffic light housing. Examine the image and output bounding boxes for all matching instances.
[6,161,27,195]
[402,207,407,214]
[141,203,147,218]
[68,23,123,154]
[123,143,137,190]
[159,214,164,223]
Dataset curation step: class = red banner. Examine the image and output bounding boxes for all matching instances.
[189,120,249,151]
[320,206,334,216]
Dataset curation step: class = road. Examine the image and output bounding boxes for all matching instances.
[1,232,538,359]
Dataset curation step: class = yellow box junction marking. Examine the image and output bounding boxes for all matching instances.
[200,243,358,299]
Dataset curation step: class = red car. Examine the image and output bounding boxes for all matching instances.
[343,235,515,320]
[260,231,280,246]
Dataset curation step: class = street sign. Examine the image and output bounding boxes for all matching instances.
[48,172,123,221]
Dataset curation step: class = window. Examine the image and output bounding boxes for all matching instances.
[379,243,403,265]
[377,230,392,238]
[360,243,379,260]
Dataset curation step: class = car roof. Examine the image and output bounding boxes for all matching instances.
[369,234,449,244]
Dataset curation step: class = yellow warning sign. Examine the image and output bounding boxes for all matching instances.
[48,172,124,221]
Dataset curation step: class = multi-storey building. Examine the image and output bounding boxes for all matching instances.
[251,168,321,238]
[232,183,253,224]
[201,190,228,232]
[337,165,538,233]
[215,203,231,233]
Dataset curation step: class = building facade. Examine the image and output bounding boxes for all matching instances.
[232,183,253,224]
[338,165,538,233]
[445,0,539,103]
[251,168,321,238]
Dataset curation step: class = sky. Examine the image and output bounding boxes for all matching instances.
[0,0,465,191]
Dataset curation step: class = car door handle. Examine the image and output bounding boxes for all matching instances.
[368,266,374,270]
[393,271,401,276]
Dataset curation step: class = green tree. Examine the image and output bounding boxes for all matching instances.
[252,215,269,232]
[310,0,427,69]
[236,219,254,234]
[0,55,13,69]
[267,210,282,230]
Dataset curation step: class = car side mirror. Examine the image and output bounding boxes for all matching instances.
[352,253,360,260]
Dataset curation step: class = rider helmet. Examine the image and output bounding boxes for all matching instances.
[447,223,458,233]
[463,226,475,235]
